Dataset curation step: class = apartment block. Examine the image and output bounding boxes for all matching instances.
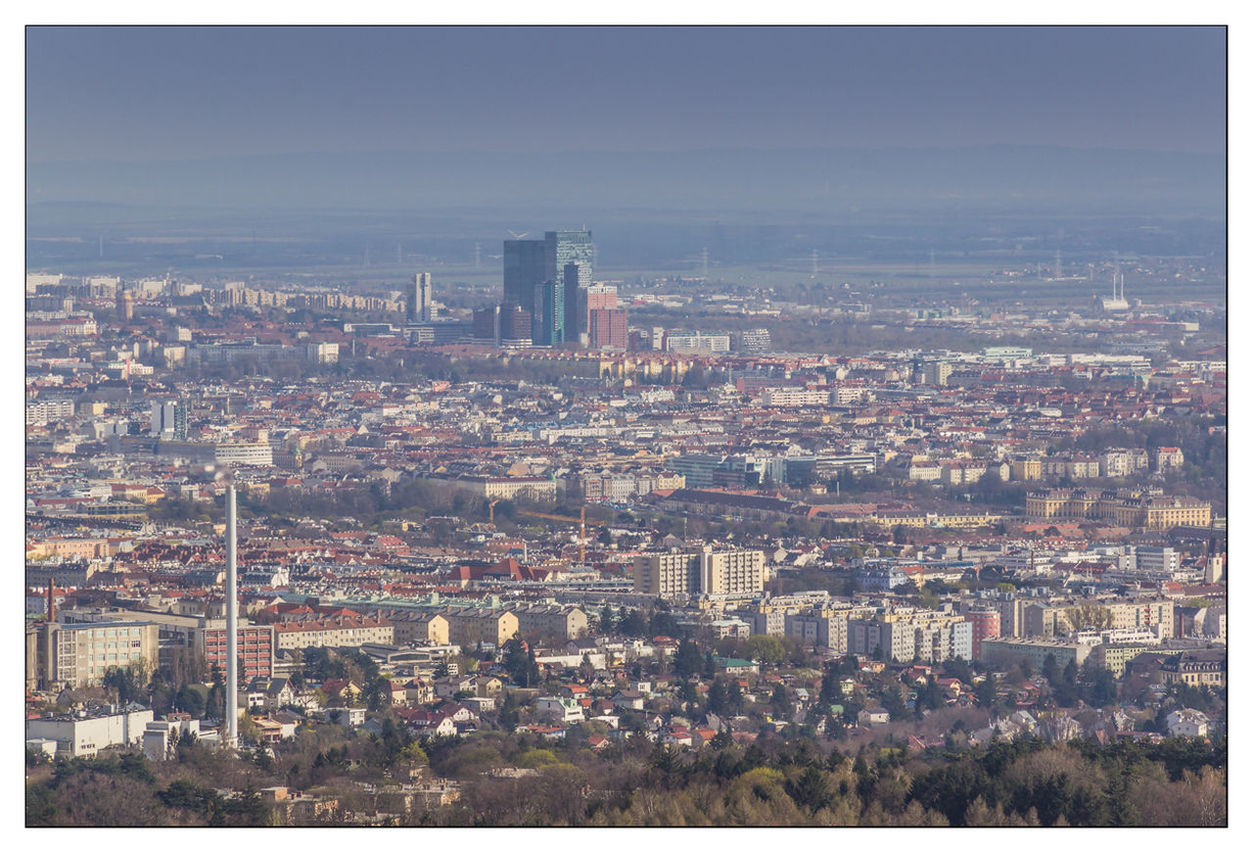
[634,547,764,599]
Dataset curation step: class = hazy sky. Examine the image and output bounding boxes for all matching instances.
[26,26,1226,162]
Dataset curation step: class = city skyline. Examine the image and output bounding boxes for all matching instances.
[22,23,1228,829]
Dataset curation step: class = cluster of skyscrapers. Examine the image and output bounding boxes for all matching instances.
[401,229,627,350]
[483,229,626,349]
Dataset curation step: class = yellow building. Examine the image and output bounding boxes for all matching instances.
[378,612,449,645]
[1090,644,1153,678]
[1160,650,1225,688]
[37,621,160,690]
[1026,489,1101,521]
[1010,459,1043,481]
[442,608,520,647]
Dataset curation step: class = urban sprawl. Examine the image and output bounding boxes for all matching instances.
[24,230,1226,826]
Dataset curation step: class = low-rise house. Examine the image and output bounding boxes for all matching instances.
[324,707,367,728]
[536,696,585,724]
[403,678,434,705]
[404,711,456,738]
[434,675,476,699]
[1165,708,1210,738]
[251,715,296,743]
[858,708,890,727]
[320,679,363,705]
[246,676,296,710]
[612,691,646,711]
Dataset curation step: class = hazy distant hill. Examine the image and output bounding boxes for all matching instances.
[27,145,1224,218]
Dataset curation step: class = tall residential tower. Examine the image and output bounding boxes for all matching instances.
[407,272,433,322]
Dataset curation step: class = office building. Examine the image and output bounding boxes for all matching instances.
[407,272,433,322]
[532,279,565,346]
[738,328,772,354]
[473,305,501,345]
[408,322,471,345]
[500,305,533,346]
[589,307,628,350]
[503,230,594,315]
[1133,546,1182,576]
[550,230,594,279]
[503,238,549,313]
[563,262,592,344]
[665,331,730,354]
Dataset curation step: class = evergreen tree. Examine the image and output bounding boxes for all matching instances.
[708,679,728,714]
[820,664,841,705]
[674,638,703,679]
[771,684,792,718]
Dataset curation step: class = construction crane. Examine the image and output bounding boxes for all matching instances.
[516,507,593,564]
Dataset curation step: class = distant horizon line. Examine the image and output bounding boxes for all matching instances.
[26,141,1225,168]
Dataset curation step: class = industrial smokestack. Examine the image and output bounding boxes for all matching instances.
[47,577,55,623]
[226,485,238,747]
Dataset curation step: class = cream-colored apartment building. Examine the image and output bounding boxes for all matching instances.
[634,547,764,599]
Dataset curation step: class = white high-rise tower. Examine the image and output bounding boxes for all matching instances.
[225,485,238,748]
[407,272,432,322]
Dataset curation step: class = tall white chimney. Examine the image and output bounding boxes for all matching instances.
[225,484,238,747]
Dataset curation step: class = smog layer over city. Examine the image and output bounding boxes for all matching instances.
[24,25,1227,829]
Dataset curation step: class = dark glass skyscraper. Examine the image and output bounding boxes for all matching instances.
[503,239,549,313]
[563,261,591,344]
[502,229,593,315]
[549,230,594,280]
[532,278,565,346]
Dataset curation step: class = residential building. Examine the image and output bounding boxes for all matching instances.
[150,400,187,440]
[441,607,520,647]
[963,608,1002,660]
[408,273,433,323]
[634,547,764,598]
[386,612,450,645]
[980,637,1093,671]
[273,616,394,651]
[511,604,588,641]
[1160,649,1226,688]
[922,361,952,386]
